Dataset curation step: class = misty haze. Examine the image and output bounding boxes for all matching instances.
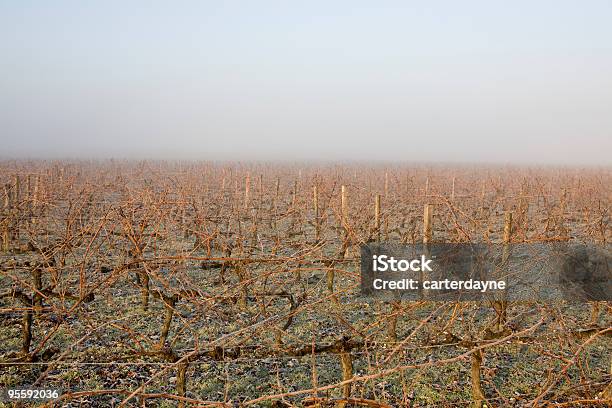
[1,1,611,165]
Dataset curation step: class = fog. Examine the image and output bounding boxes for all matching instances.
[1,1,611,165]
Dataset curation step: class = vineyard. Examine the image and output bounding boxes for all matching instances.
[0,161,610,407]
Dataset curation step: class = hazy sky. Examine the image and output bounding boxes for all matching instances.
[1,1,611,165]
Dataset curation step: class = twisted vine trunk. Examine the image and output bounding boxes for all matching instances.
[176,361,188,408]
[471,349,485,408]
[22,306,33,355]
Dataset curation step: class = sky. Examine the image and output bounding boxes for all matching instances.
[1,1,611,165]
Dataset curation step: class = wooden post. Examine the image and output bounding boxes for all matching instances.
[341,185,349,258]
[313,185,319,241]
[341,185,348,231]
[503,212,513,243]
[244,173,250,209]
[495,211,513,331]
[423,204,433,244]
[421,203,433,301]
[384,216,389,241]
[451,176,456,201]
[251,207,258,242]
[293,179,298,207]
[384,171,389,198]
[375,194,381,241]
[12,176,20,240]
[258,174,263,210]
[424,176,429,197]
